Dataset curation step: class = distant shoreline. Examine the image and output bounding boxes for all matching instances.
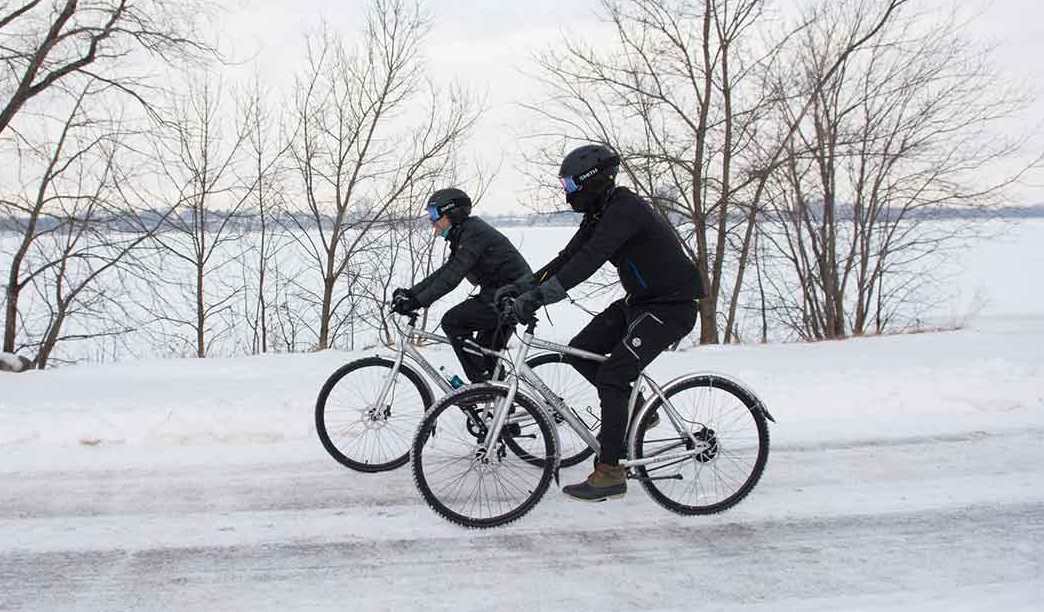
[3,205,1044,234]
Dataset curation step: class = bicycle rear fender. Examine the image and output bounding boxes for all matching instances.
[628,371,774,448]
[698,370,774,423]
[679,370,773,422]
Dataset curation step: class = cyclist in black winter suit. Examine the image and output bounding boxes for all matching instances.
[392,188,532,383]
[499,145,704,502]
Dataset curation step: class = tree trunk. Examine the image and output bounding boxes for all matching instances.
[724,186,765,343]
[195,261,205,358]
[693,0,717,345]
[3,282,18,354]
[318,275,335,350]
[34,304,67,369]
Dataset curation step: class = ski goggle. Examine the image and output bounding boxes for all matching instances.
[559,175,581,194]
[426,204,442,222]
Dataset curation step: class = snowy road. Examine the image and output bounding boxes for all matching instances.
[3,428,1042,611]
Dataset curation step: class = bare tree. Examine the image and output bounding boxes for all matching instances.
[0,0,215,139]
[265,260,308,354]
[759,2,1035,340]
[285,0,478,351]
[402,211,442,335]
[1,0,217,364]
[148,75,251,357]
[356,224,407,347]
[237,74,291,354]
[1,82,167,366]
[526,0,909,343]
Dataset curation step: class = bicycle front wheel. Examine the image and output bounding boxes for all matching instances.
[411,386,558,528]
[630,375,769,515]
[315,357,432,473]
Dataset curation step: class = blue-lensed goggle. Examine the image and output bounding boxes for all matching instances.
[560,175,581,194]
[426,204,441,222]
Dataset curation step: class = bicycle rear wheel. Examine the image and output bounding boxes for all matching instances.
[630,375,769,515]
[411,386,558,528]
[316,357,432,472]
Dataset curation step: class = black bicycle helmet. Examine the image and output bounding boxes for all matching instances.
[425,187,472,225]
[558,144,620,213]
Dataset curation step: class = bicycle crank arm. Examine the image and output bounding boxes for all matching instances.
[628,474,684,481]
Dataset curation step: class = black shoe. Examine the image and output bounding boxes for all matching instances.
[562,463,627,502]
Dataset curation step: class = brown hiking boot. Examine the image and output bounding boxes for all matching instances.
[562,463,627,502]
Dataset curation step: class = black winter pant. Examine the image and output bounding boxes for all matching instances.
[441,297,512,383]
[565,299,698,464]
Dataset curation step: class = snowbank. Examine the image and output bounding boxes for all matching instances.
[1,315,1041,472]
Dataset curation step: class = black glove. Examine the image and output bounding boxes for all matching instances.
[494,276,537,304]
[511,289,542,324]
[391,288,420,315]
[511,276,567,324]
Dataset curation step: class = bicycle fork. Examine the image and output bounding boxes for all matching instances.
[372,331,410,412]
[476,332,564,482]
[479,339,529,456]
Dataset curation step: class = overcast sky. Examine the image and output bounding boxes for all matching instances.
[219,0,1044,213]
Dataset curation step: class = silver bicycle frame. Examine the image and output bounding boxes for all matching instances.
[371,321,446,411]
[479,327,713,469]
[373,316,510,409]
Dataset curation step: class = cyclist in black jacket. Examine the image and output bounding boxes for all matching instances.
[498,145,704,502]
[392,188,531,383]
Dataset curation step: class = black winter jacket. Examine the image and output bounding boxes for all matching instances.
[412,216,532,307]
[535,187,704,305]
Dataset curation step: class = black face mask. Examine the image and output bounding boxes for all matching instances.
[566,174,611,213]
[566,190,598,213]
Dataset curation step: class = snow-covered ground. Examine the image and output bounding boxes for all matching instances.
[1,224,1043,611]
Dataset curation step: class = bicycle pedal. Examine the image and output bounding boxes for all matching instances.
[630,474,683,482]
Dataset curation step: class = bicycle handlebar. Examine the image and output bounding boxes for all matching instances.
[495,295,538,331]
[386,305,420,330]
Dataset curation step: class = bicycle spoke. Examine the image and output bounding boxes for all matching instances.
[413,386,556,527]
[634,376,768,515]
[318,360,428,470]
